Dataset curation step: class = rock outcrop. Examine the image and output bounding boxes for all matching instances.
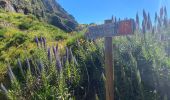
[0,0,78,32]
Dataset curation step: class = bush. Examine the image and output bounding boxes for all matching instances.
[5,33,29,48]
[0,28,7,38]
[55,34,68,41]
[18,22,32,30]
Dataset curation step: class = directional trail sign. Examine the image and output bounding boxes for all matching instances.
[86,19,135,39]
[85,18,135,100]
[117,19,135,35]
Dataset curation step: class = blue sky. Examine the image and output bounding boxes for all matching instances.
[58,0,170,24]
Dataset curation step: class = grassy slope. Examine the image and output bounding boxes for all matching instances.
[0,10,83,81]
[1,9,170,100]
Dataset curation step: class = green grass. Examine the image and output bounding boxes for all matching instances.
[0,11,83,83]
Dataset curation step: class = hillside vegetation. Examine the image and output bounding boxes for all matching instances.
[0,10,82,83]
[0,6,170,100]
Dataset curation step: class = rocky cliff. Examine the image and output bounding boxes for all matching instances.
[0,0,78,32]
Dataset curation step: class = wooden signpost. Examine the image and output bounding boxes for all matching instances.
[86,18,135,100]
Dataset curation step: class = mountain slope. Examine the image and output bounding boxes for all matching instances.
[0,0,78,32]
[0,10,83,75]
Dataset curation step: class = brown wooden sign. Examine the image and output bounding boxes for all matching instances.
[86,19,135,39]
[85,18,135,100]
[117,19,135,35]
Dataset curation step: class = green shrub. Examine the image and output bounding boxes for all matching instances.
[55,34,68,41]
[0,28,7,38]
[18,22,32,30]
[5,32,29,48]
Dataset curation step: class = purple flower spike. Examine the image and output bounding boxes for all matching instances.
[73,57,78,66]
[7,65,16,81]
[42,37,46,49]
[56,49,62,71]
[56,57,62,72]
[69,47,74,62]
[38,60,44,73]
[164,6,167,16]
[0,83,8,94]
[136,13,139,30]
[69,47,78,65]
[26,58,31,71]
[155,12,158,23]
[53,46,57,59]
[63,55,67,66]
[158,17,162,27]
[142,20,146,34]
[47,48,52,64]
[17,58,25,77]
[160,7,164,19]
[65,47,69,61]
[143,9,147,22]
[35,36,39,47]
[53,45,62,72]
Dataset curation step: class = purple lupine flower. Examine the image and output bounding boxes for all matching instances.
[114,17,117,24]
[56,48,62,72]
[143,9,147,22]
[69,47,78,66]
[158,17,162,27]
[147,13,152,30]
[17,58,25,77]
[42,37,46,49]
[164,6,167,17]
[52,45,62,71]
[7,65,16,81]
[142,20,146,34]
[160,7,164,19]
[26,58,31,71]
[40,36,43,47]
[63,55,67,66]
[0,83,8,94]
[73,56,78,66]
[53,46,57,59]
[111,16,114,22]
[56,57,62,72]
[38,60,44,73]
[35,36,39,47]
[47,47,52,64]
[136,13,139,25]
[53,44,59,59]
[136,13,140,30]
[155,12,158,23]
[164,16,168,28]
[69,47,74,62]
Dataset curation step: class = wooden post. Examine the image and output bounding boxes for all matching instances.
[86,18,135,100]
[105,37,114,100]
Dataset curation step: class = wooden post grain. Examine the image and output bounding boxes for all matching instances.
[105,37,114,100]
